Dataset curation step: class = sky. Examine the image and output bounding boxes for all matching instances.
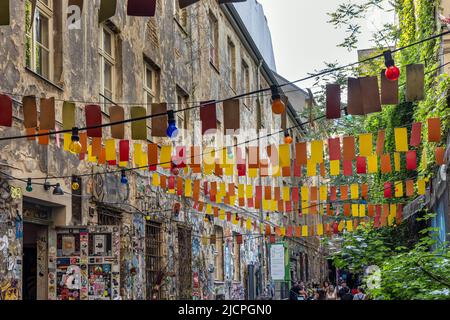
[257,0,395,89]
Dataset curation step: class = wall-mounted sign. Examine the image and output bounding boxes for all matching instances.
[270,244,285,281]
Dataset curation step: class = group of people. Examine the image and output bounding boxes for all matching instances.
[289,280,368,300]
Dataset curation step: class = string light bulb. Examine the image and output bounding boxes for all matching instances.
[284,130,293,144]
[204,214,209,223]
[166,110,178,139]
[26,178,33,192]
[120,169,128,184]
[271,85,285,114]
[383,50,400,81]
[145,215,151,221]
[266,213,270,221]
[69,127,83,154]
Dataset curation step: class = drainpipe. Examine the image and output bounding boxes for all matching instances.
[255,59,268,297]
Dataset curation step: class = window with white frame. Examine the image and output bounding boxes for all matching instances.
[25,0,53,80]
[173,0,188,29]
[176,88,189,133]
[99,25,116,109]
[144,62,158,106]
[227,38,236,90]
[241,60,251,106]
[208,12,219,68]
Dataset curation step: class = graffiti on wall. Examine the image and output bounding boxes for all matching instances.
[121,214,145,300]
[0,177,21,300]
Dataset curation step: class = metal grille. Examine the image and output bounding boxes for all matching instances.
[145,221,163,299]
[177,226,192,299]
[97,207,122,226]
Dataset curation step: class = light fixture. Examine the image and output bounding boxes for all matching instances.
[44,181,51,191]
[166,110,178,138]
[120,169,128,184]
[145,215,151,221]
[72,176,80,191]
[69,127,83,154]
[26,178,33,192]
[266,213,270,221]
[204,214,209,223]
[271,85,285,114]
[384,50,400,81]
[171,162,180,176]
[284,130,293,144]
[53,183,64,195]
[227,146,234,158]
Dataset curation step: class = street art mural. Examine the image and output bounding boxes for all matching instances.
[0,176,22,300]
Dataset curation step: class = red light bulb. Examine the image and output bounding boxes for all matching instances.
[171,167,179,176]
[385,66,400,81]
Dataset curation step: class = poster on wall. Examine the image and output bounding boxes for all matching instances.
[93,234,106,255]
[270,244,285,281]
[88,264,112,300]
[62,235,76,256]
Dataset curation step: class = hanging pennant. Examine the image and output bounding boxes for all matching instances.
[406,150,417,170]
[330,160,340,176]
[60,101,75,131]
[326,84,341,119]
[376,130,385,156]
[395,181,403,198]
[151,103,168,137]
[91,137,102,158]
[356,156,366,174]
[310,140,323,164]
[380,154,392,174]
[427,118,441,142]
[159,145,172,169]
[99,0,117,23]
[394,128,408,152]
[360,76,381,114]
[119,140,129,162]
[107,105,124,139]
[328,137,341,161]
[384,182,392,198]
[146,143,157,170]
[417,179,426,195]
[22,96,37,128]
[38,129,49,145]
[223,99,240,133]
[406,64,424,102]
[436,146,445,165]
[130,106,147,140]
[359,133,373,157]
[367,155,378,173]
[410,122,422,147]
[380,69,399,105]
[105,139,116,162]
[343,160,353,176]
[200,101,217,134]
[0,94,12,127]
[39,97,55,130]
[394,152,401,172]
[343,136,355,161]
[127,0,157,17]
[306,159,316,176]
[405,179,414,197]
[295,142,307,166]
[85,105,102,137]
[347,78,364,115]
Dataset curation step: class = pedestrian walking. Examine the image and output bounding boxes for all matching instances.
[353,287,367,300]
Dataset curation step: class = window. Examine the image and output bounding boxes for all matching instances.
[241,60,251,106]
[227,38,236,90]
[176,88,189,138]
[173,0,188,30]
[145,221,163,299]
[233,233,241,281]
[97,207,122,226]
[25,0,53,80]
[208,12,219,68]
[144,62,158,106]
[99,25,116,109]
[214,226,224,281]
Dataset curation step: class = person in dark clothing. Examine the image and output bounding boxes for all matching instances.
[338,282,353,300]
[289,282,301,300]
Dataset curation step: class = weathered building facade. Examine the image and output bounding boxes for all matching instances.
[0,0,327,300]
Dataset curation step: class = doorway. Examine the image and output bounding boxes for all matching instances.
[22,201,51,300]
